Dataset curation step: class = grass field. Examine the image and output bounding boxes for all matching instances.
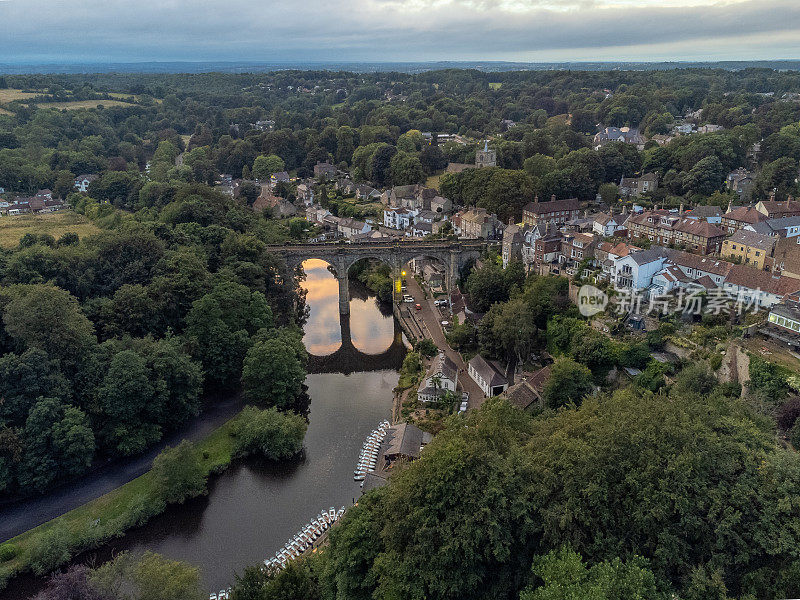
[35,99,134,111]
[0,89,43,103]
[0,212,101,248]
[0,413,242,590]
[488,82,502,90]
[425,174,442,190]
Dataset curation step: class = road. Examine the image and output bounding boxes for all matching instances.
[404,277,485,408]
[0,394,244,543]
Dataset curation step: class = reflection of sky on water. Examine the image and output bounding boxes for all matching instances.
[301,259,342,355]
[301,259,396,356]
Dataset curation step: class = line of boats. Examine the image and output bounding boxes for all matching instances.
[262,506,345,570]
[209,506,345,599]
[354,420,390,481]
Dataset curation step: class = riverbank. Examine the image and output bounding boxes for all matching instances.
[0,393,244,543]
[0,412,243,591]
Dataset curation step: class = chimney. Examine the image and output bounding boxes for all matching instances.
[727,197,732,213]
[584,209,588,218]
[534,195,539,204]
[622,205,627,214]
[551,194,556,202]
[679,203,684,215]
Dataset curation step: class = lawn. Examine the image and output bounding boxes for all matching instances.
[35,99,134,110]
[0,212,101,248]
[0,414,242,590]
[425,174,442,190]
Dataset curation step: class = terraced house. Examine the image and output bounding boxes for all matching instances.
[626,210,726,255]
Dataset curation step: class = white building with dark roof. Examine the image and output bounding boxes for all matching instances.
[468,355,508,397]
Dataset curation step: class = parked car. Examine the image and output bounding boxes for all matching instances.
[403,295,414,303]
[434,299,449,307]
[415,303,422,311]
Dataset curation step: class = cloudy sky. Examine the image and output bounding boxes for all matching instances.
[1,0,799,63]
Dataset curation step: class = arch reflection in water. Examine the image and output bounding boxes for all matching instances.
[301,259,404,364]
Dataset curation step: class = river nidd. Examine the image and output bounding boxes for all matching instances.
[8,258,406,598]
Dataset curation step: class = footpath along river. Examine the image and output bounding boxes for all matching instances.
[5,258,406,598]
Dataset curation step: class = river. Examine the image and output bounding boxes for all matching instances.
[6,258,406,598]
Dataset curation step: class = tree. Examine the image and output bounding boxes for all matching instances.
[597,182,619,205]
[91,551,205,600]
[390,152,424,186]
[96,350,160,456]
[232,560,320,600]
[2,284,95,366]
[520,547,663,600]
[466,261,511,313]
[151,440,207,505]
[684,155,725,196]
[368,144,397,186]
[241,335,306,409]
[252,154,286,179]
[35,565,112,600]
[542,358,594,409]
[238,181,261,206]
[18,398,94,492]
[748,355,789,400]
[778,397,800,431]
[232,406,307,460]
[571,332,617,382]
[0,348,69,426]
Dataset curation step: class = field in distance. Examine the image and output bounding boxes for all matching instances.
[0,211,101,248]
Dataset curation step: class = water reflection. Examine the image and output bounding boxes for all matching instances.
[301,259,342,355]
[302,259,398,356]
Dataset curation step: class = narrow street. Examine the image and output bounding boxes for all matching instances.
[404,276,485,408]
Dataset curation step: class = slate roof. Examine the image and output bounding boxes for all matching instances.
[385,423,429,460]
[725,206,769,225]
[469,354,507,387]
[523,198,580,215]
[725,229,776,252]
[687,205,722,219]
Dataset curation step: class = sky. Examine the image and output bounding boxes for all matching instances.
[1,0,799,63]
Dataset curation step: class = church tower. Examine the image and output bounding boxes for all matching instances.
[475,140,497,168]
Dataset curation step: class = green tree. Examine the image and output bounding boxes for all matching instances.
[151,440,207,505]
[390,151,424,185]
[96,350,160,456]
[542,358,594,409]
[241,335,306,409]
[18,397,94,492]
[252,154,286,179]
[521,547,663,600]
[232,406,307,460]
[92,551,205,600]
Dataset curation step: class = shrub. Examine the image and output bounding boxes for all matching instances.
[778,397,800,431]
[151,440,207,505]
[791,420,800,449]
[416,338,438,358]
[0,543,17,562]
[232,406,307,460]
[28,524,73,575]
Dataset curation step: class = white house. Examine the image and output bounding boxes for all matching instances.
[593,213,625,237]
[74,174,97,192]
[468,355,508,398]
[383,207,418,230]
[614,248,669,290]
[338,217,372,238]
[417,354,459,403]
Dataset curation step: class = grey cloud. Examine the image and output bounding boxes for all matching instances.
[0,0,798,61]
